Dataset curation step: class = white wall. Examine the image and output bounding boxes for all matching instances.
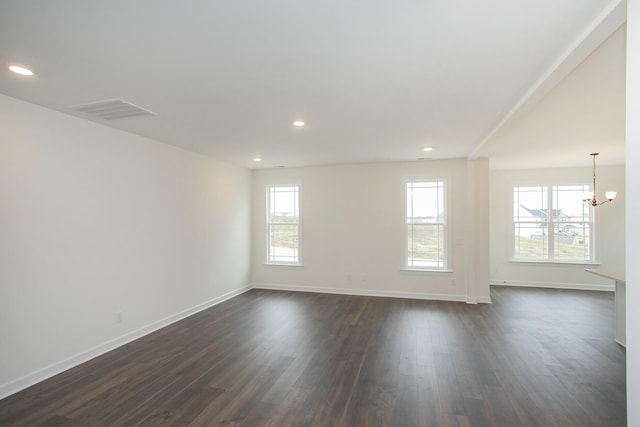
[251,159,490,303]
[0,94,251,397]
[490,166,625,290]
[627,0,640,424]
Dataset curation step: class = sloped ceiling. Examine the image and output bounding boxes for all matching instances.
[0,0,626,169]
[474,25,626,169]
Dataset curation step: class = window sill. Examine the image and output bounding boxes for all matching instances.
[400,268,453,274]
[263,262,304,268]
[509,259,600,267]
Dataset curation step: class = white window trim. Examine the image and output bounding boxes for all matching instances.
[511,183,594,263]
[400,267,454,274]
[265,184,302,266]
[404,178,448,271]
[508,259,600,266]
[262,262,305,268]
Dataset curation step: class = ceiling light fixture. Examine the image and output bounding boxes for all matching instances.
[583,153,616,207]
[293,121,305,127]
[253,157,262,162]
[423,147,433,152]
[8,65,33,76]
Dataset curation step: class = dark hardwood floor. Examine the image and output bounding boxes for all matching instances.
[0,286,626,426]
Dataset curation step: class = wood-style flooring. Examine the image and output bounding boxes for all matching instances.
[0,286,626,426]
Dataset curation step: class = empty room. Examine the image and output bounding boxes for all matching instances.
[1,1,638,426]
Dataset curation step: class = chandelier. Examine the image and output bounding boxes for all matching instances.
[583,153,616,207]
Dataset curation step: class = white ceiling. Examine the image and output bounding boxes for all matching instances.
[0,0,626,169]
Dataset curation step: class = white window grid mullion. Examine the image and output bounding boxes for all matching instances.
[547,186,554,260]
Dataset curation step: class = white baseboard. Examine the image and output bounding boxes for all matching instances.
[0,285,252,401]
[490,280,614,292]
[252,282,491,304]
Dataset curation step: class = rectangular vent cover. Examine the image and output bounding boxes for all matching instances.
[70,99,155,120]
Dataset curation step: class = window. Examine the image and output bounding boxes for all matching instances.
[513,185,592,262]
[266,185,300,264]
[406,180,446,269]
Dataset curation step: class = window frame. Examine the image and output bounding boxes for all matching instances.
[512,184,594,263]
[404,179,448,271]
[265,184,302,266]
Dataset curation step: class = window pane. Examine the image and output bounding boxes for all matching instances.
[513,222,547,259]
[552,185,590,261]
[407,224,444,267]
[513,186,548,259]
[553,223,590,261]
[406,180,445,269]
[269,186,299,224]
[407,181,444,223]
[269,224,299,263]
[553,185,590,222]
[267,185,299,263]
[514,186,548,221]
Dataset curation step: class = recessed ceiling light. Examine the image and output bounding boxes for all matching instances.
[253,157,262,162]
[8,65,33,76]
[423,147,433,152]
[293,121,305,127]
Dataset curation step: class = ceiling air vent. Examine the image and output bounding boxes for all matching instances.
[69,98,155,120]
